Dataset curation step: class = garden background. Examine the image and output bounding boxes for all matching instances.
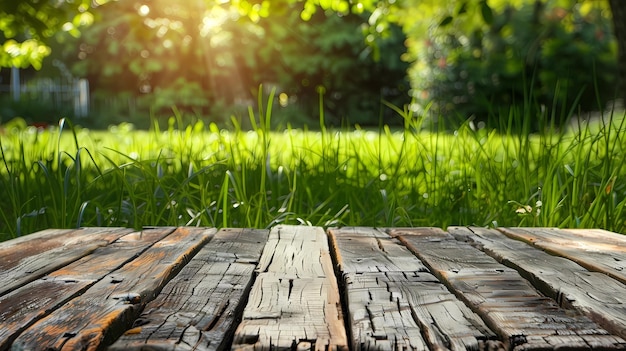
[0,0,625,240]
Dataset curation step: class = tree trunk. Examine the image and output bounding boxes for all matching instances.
[609,0,626,106]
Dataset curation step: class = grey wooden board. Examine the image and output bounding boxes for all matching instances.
[498,227,626,285]
[329,227,428,273]
[232,225,348,351]
[255,224,330,278]
[450,226,626,342]
[0,228,175,351]
[11,227,214,351]
[345,272,504,351]
[330,227,500,351]
[0,227,133,297]
[107,228,268,351]
[391,228,626,351]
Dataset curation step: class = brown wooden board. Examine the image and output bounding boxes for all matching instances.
[0,228,175,351]
[232,225,348,351]
[498,227,626,285]
[0,227,133,297]
[11,227,215,351]
[449,226,626,342]
[107,228,269,351]
[329,227,500,351]
[392,227,626,351]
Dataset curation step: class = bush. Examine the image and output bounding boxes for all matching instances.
[413,1,618,131]
[0,95,70,125]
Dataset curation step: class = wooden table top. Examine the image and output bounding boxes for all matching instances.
[1,225,626,351]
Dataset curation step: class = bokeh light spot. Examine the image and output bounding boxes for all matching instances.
[138,5,150,16]
[279,93,289,107]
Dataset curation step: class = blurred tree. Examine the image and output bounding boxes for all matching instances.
[245,2,409,124]
[408,0,617,128]
[2,0,623,125]
[0,0,103,69]
[609,0,626,104]
[305,0,621,116]
[50,0,408,125]
[68,0,220,114]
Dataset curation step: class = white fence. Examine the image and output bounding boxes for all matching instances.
[28,77,89,118]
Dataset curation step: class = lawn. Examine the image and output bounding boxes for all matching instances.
[1,108,625,241]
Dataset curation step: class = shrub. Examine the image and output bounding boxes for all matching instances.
[412,1,618,130]
[0,95,71,125]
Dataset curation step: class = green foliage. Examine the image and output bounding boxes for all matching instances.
[249,4,410,125]
[4,0,621,130]
[49,0,408,126]
[0,0,102,69]
[0,95,71,125]
[405,0,617,129]
[0,39,51,70]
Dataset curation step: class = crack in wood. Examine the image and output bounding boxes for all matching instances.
[110,292,142,305]
[364,305,376,334]
[288,278,294,300]
[261,251,276,274]
[429,311,452,349]
[376,238,386,253]
[176,324,195,347]
[198,299,231,331]
[510,334,527,347]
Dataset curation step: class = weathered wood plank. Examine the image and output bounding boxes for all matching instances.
[329,227,428,273]
[11,227,215,351]
[0,228,175,351]
[330,227,500,351]
[0,227,133,297]
[347,272,506,351]
[255,224,330,278]
[392,227,626,351]
[107,228,269,351]
[450,226,626,342]
[497,227,626,285]
[232,225,348,351]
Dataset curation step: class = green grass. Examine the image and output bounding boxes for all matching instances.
[1,101,625,241]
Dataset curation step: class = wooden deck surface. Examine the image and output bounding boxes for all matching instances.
[1,225,626,351]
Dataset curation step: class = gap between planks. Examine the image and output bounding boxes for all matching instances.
[451,226,626,342]
[5,227,213,351]
[329,227,502,351]
[390,227,626,351]
[108,228,269,351]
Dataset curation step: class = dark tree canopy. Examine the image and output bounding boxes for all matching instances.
[1,0,623,127]
[609,0,626,104]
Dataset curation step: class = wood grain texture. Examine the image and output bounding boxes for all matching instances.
[255,224,330,278]
[0,228,174,351]
[329,227,428,273]
[0,227,133,297]
[392,227,625,351]
[232,225,348,351]
[330,227,500,351]
[497,227,626,285]
[450,226,626,342]
[3,225,626,351]
[108,228,268,351]
[11,227,214,351]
